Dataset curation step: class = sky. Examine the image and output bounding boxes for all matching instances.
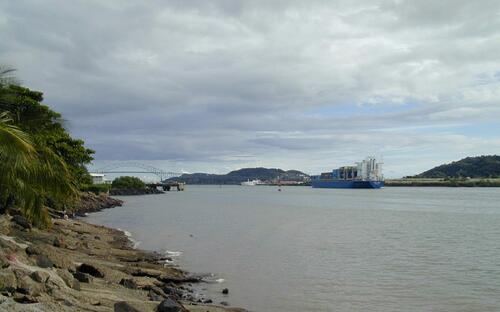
[1,0,500,178]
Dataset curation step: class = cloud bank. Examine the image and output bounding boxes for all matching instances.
[1,0,500,177]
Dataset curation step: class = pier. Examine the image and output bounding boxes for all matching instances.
[147,181,185,191]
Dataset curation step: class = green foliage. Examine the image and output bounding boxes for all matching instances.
[416,155,500,178]
[81,183,112,195]
[112,176,146,190]
[386,178,500,187]
[0,84,94,188]
[0,67,83,227]
[0,112,76,227]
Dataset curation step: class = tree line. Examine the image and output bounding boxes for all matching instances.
[0,67,94,227]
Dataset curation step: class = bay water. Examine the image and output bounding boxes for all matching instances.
[85,186,500,311]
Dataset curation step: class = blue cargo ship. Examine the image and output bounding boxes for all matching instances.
[311,157,384,189]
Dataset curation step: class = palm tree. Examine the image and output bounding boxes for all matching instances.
[0,111,36,213]
[0,68,76,227]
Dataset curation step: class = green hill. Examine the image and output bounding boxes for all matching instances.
[168,167,309,185]
[415,155,500,178]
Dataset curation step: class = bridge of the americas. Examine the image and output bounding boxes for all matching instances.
[92,162,185,191]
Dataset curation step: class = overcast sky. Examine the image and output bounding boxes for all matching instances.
[1,0,500,177]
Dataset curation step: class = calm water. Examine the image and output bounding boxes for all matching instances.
[85,186,500,312]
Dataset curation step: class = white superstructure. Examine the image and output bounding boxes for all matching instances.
[241,179,262,186]
[356,157,384,181]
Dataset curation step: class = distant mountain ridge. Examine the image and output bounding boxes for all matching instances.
[415,155,500,178]
[168,167,309,185]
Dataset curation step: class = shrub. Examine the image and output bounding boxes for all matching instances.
[80,183,111,194]
[112,176,145,190]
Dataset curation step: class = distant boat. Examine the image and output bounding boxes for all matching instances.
[241,179,262,186]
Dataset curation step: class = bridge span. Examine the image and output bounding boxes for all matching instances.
[93,162,183,182]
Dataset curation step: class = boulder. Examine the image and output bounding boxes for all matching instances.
[222,288,229,294]
[25,245,41,256]
[114,301,141,312]
[13,294,38,304]
[56,269,79,290]
[53,236,65,248]
[156,298,184,312]
[0,271,17,292]
[161,286,183,298]
[119,278,137,289]
[17,275,43,296]
[56,269,72,286]
[11,215,31,230]
[73,272,92,283]
[148,290,163,301]
[77,263,104,278]
[30,271,50,283]
[35,255,54,268]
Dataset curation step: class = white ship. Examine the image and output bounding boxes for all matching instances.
[241,179,262,186]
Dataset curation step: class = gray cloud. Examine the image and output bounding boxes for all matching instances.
[1,0,500,177]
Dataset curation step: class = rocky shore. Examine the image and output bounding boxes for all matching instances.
[72,192,125,217]
[0,199,246,312]
[109,188,164,196]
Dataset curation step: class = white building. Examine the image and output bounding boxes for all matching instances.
[90,173,110,184]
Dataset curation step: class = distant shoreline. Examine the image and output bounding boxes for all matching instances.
[168,181,500,187]
[385,178,500,187]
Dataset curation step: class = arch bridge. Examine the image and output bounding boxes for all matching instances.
[93,162,182,182]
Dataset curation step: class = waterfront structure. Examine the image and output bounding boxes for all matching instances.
[90,173,110,184]
[241,179,263,186]
[311,157,384,189]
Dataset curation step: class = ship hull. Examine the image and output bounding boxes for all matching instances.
[311,180,384,189]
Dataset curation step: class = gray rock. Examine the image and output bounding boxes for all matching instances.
[13,294,38,304]
[0,271,17,292]
[12,215,31,229]
[147,285,167,297]
[35,255,54,268]
[53,236,64,248]
[161,286,183,298]
[156,298,183,312]
[148,290,163,301]
[114,301,141,312]
[73,272,92,283]
[220,301,229,306]
[77,263,104,278]
[25,245,41,256]
[17,276,43,296]
[30,271,50,283]
[57,269,80,290]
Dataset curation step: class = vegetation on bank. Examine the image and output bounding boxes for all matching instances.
[111,176,146,190]
[386,178,500,187]
[0,67,95,226]
[81,183,112,194]
[413,155,500,178]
